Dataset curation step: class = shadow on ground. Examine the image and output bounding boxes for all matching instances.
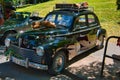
[1,47,120,80]
[0,62,51,80]
[0,62,86,80]
[67,54,120,80]
[0,47,98,80]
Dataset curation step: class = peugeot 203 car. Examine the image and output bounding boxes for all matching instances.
[5,2,106,75]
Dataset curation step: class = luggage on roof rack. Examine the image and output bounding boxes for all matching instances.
[55,2,88,10]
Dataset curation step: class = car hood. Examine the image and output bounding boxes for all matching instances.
[21,27,69,37]
[0,19,26,30]
[9,27,70,49]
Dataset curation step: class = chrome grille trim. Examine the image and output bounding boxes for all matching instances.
[19,38,22,47]
[10,45,43,64]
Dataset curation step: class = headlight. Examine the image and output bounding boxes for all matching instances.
[19,30,24,34]
[36,46,44,56]
[5,38,11,47]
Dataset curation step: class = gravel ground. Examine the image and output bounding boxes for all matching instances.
[0,42,120,80]
[51,42,120,80]
[68,61,120,80]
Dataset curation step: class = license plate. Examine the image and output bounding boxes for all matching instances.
[12,57,28,67]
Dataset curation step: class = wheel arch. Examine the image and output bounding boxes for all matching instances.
[1,30,17,44]
[43,45,69,66]
[96,28,106,38]
[4,30,17,36]
[47,47,69,75]
[54,47,69,61]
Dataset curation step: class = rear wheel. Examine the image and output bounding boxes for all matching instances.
[48,51,67,75]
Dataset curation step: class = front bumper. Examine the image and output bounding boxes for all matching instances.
[11,56,48,70]
[6,45,48,70]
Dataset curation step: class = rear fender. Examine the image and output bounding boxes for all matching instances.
[96,28,106,39]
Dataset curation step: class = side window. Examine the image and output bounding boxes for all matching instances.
[57,14,62,22]
[45,14,56,23]
[74,15,87,30]
[88,14,96,25]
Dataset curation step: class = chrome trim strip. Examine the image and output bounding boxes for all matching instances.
[11,44,35,52]
[53,25,100,37]
[19,38,22,47]
[11,56,48,70]
[80,26,87,29]
[29,62,48,70]
[89,23,98,27]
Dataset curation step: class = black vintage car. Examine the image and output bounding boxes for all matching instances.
[0,12,42,45]
[5,2,106,75]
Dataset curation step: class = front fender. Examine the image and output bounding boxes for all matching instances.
[43,39,70,64]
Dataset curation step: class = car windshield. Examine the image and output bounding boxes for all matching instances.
[45,13,73,28]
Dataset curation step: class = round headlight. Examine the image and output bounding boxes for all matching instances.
[19,30,24,34]
[5,38,11,47]
[36,46,44,56]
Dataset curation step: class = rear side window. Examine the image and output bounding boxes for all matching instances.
[77,15,87,27]
[88,14,97,25]
[74,15,87,30]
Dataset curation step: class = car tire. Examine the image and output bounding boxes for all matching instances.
[48,51,67,75]
[96,35,104,49]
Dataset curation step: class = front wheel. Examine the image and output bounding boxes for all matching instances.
[48,51,67,75]
[96,35,104,49]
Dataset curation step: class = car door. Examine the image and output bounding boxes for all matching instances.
[68,14,89,59]
[87,13,100,47]
[69,13,100,55]
[74,14,91,53]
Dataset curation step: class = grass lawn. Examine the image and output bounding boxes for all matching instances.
[17,0,120,38]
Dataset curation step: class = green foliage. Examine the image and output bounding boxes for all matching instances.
[17,0,120,37]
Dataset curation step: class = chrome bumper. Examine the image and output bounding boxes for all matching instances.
[11,56,48,70]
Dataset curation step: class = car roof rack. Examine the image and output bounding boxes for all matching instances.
[54,2,94,12]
